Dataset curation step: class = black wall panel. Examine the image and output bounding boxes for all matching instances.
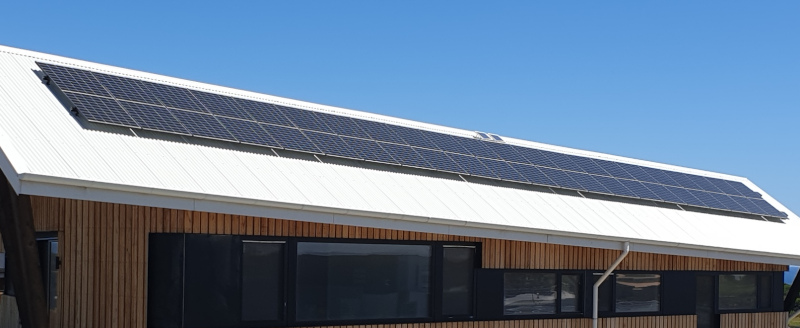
[474,269,504,320]
[661,271,696,315]
[183,235,242,328]
[147,234,185,328]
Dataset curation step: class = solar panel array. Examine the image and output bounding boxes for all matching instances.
[37,62,788,219]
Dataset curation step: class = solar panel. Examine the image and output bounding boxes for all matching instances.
[690,176,725,194]
[341,137,397,164]
[665,186,705,207]
[65,92,139,128]
[539,167,585,191]
[354,120,402,144]
[379,143,430,169]
[449,153,496,178]
[594,160,637,181]
[541,151,586,173]
[190,90,251,120]
[642,183,684,204]
[387,125,438,150]
[215,117,281,148]
[726,180,762,198]
[235,99,293,127]
[639,167,681,187]
[479,158,525,182]
[568,156,608,176]
[455,138,499,159]
[93,72,163,105]
[567,171,612,194]
[316,112,371,139]
[513,147,558,169]
[278,106,334,134]
[170,109,235,141]
[617,163,659,184]
[259,124,320,153]
[119,100,189,134]
[592,176,637,198]
[142,82,210,114]
[39,62,788,219]
[510,163,555,187]
[414,148,465,174]
[303,131,360,159]
[38,63,111,97]
[617,179,661,201]
[424,132,472,155]
[487,143,528,164]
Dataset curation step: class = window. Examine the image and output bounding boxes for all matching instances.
[441,246,475,318]
[504,272,557,315]
[502,272,582,316]
[615,273,660,313]
[719,274,757,310]
[241,241,285,322]
[593,272,661,314]
[560,274,581,313]
[295,242,432,322]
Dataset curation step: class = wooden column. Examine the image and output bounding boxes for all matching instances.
[0,174,48,328]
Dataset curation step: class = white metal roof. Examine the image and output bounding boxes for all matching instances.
[1,45,798,265]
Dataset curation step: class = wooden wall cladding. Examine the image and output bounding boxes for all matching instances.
[720,312,788,327]
[26,196,788,328]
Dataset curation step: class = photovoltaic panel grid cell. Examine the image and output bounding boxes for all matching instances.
[36,62,787,219]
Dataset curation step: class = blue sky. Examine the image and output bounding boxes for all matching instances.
[2,2,798,223]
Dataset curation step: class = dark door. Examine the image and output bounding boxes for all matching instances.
[696,275,718,328]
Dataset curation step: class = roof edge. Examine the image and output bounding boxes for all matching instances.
[16,172,800,266]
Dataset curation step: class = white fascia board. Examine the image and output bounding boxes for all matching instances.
[17,174,800,266]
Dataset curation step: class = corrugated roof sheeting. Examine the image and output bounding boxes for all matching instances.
[0,45,799,264]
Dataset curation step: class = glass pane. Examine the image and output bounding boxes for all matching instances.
[296,242,431,321]
[241,241,284,322]
[757,275,772,309]
[719,274,757,310]
[615,273,660,313]
[503,272,556,315]
[441,247,475,317]
[48,241,58,310]
[560,274,581,313]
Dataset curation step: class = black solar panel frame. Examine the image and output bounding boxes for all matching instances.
[65,92,140,128]
[539,167,585,191]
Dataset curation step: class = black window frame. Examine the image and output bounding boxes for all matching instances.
[497,269,586,320]
[239,236,289,328]
[590,271,664,317]
[289,238,439,326]
[434,243,481,322]
[716,272,775,314]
